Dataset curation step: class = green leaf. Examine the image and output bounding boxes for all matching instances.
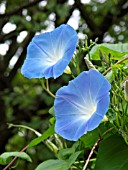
[88,43,128,60]
[80,128,99,148]
[49,117,55,125]
[28,125,55,148]
[58,142,79,160]
[67,151,81,167]
[49,106,55,116]
[0,152,32,165]
[105,70,113,83]
[81,123,112,148]
[95,135,128,170]
[58,148,75,160]
[35,159,69,170]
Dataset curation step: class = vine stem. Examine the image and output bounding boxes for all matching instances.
[3,145,28,170]
[4,123,58,170]
[82,138,101,170]
[102,56,128,75]
[7,123,42,136]
[40,79,55,98]
[82,127,114,170]
[3,124,41,170]
[46,79,55,98]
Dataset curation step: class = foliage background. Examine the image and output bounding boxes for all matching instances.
[0,0,128,169]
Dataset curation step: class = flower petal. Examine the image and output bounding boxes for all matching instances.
[55,115,88,141]
[87,93,110,131]
[21,24,78,79]
[54,70,111,141]
[88,70,111,102]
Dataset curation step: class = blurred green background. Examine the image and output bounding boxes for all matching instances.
[0,0,128,169]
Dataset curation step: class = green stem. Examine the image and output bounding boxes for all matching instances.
[8,123,58,153]
[71,73,76,79]
[103,56,128,75]
[125,104,128,115]
[46,79,55,98]
[85,39,91,61]
[75,52,81,75]
[5,123,59,169]
[8,123,41,136]
[54,134,63,149]
[45,139,58,154]
[39,79,55,98]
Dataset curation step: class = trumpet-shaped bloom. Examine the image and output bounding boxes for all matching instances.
[21,24,78,79]
[54,69,111,141]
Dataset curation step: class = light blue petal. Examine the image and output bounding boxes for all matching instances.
[54,70,111,141]
[50,24,77,57]
[55,115,88,141]
[55,71,96,114]
[88,70,111,102]
[53,34,77,78]
[87,93,110,131]
[21,24,78,79]
[54,95,90,141]
[21,43,49,78]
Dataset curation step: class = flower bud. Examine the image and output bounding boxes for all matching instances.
[84,57,96,70]
[64,66,71,74]
[102,115,108,122]
[124,79,128,102]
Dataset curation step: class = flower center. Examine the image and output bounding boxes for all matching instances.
[89,105,97,116]
[83,103,97,118]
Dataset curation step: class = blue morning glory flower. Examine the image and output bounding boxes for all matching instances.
[21,24,78,79]
[54,69,111,141]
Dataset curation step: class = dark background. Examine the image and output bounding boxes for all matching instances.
[0,0,128,169]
